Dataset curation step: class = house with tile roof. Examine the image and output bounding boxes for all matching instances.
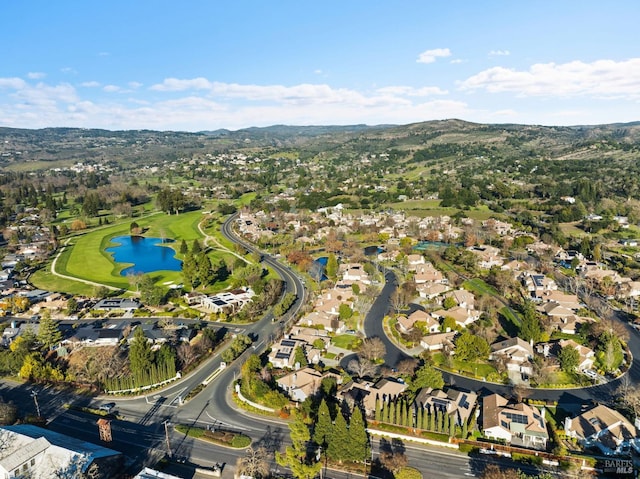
[564,404,638,455]
[481,393,548,450]
[415,387,478,427]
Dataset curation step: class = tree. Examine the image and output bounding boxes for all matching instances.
[454,331,490,362]
[37,310,63,350]
[313,399,332,448]
[276,410,321,479]
[128,326,153,377]
[358,337,386,362]
[443,296,457,309]
[409,363,444,392]
[179,239,188,255]
[348,406,370,463]
[327,410,350,463]
[347,357,378,378]
[338,303,353,320]
[558,345,580,373]
[139,275,165,306]
[518,301,543,343]
[237,447,271,479]
[325,254,338,280]
[294,346,308,368]
[66,297,79,315]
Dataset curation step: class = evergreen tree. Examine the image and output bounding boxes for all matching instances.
[429,409,435,431]
[382,401,389,423]
[37,310,62,350]
[519,300,543,343]
[192,239,202,254]
[374,395,381,422]
[129,326,154,378]
[276,411,321,479]
[182,252,198,290]
[327,410,350,462]
[417,407,423,430]
[462,418,468,439]
[179,239,188,255]
[395,401,402,425]
[196,253,215,288]
[443,412,449,435]
[313,399,332,448]
[348,407,370,463]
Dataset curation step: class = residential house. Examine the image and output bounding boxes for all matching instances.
[408,309,440,333]
[396,315,416,334]
[445,289,475,309]
[482,394,549,450]
[276,367,324,402]
[558,339,595,371]
[93,297,140,311]
[268,338,307,369]
[564,404,638,455]
[490,337,534,376]
[413,263,446,284]
[298,311,345,333]
[467,245,504,269]
[63,327,123,347]
[339,263,371,285]
[416,282,451,299]
[521,272,557,299]
[420,332,456,352]
[406,254,425,271]
[431,306,481,328]
[0,424,122,479]
[339,378,407,416]
[201,288,255,314]
[415,387,478,427]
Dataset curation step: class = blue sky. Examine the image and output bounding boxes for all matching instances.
[2,1,639,131]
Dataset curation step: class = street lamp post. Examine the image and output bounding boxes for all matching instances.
[30,391,41,417]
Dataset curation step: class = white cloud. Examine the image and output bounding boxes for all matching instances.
[98,52,110,57]
[60,67,77,74]
[128,81,143,89]
[80,81,101,88]
[150,77,213,91]
[376,86,448,97]
[0,78,27,89]
[417,48,451,64]
[489,49,510,56]
[450,59,466,64]
[103,85,121,92]
[459,58,640,99]
[27,72,46,79]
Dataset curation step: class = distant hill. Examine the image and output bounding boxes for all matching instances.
[1,119,639,169]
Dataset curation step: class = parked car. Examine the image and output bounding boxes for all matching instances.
[99,402,116,412]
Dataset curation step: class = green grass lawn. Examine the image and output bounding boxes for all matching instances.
[331,334,362,350]
[499,306,522,328]
[462,278,499,296]
[432,352,498,379]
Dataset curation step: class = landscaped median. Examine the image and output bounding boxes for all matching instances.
[174,424,252,448]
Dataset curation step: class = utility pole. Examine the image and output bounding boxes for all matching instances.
[163,420,172,458]
[31,391,41,417]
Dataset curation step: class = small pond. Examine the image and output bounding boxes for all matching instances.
[106,235,182,276]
